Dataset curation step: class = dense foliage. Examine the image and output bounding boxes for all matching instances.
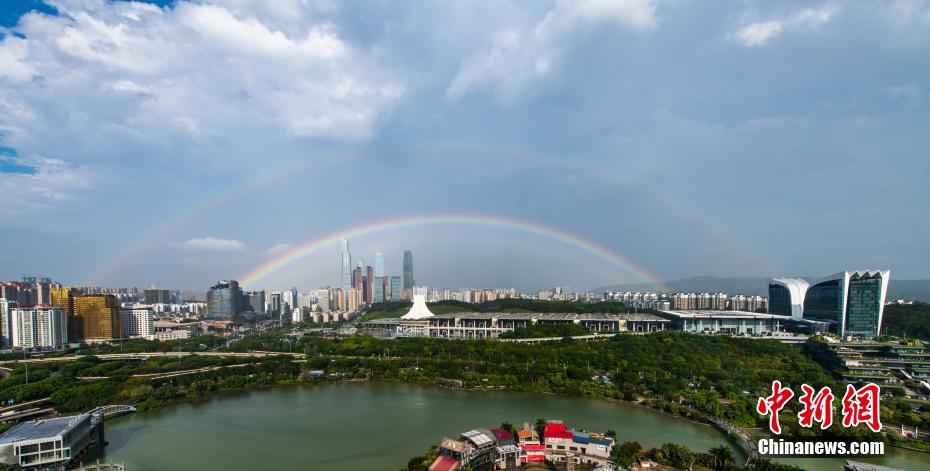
[883,302,930,340]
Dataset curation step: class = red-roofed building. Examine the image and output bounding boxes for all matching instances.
[543,421,574,440]
[520,443,546,463]
[428,455,460,471]
[490,428,515,444]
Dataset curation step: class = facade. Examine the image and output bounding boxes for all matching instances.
[403,250,414,294]
[390,276,402,301]
[11,306,68,349]
[0,298,15,348]
[120,308,154,339]
[206,280,243,320]
[543,420,614,468]
[143,288,171,304]
[375,252,384,277]
[803,270,890,338]
[73,294,121,341]
[659,310,786,336]
[768,278,809,320]
[374,277,385,303]
[245,290,265,314]
[341,238,351,289]
[425,312,669,339]
[0,414,94,468]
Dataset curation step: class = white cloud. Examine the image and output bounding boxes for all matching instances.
[730,5,838,47]
[263,243,293,255]
[886,84,922,104]
[182,236,245,252]
[0,156,92,217]
[447,0,659,102]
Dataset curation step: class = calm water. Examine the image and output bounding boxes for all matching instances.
[95,383,929,470]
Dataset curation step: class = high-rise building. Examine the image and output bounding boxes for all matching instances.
[120,308,154,339]
[206,280,243,320]
[0,298,16,348]
[73,294,121,341]
[390,276,402,302]
[341,238,352,289]
[353,266,364,291]
[267,291,282,317]
[245,290,266,314]
[283,288,298,313]
[50,287,81,326]
[403,250,414,293]
[803,270,890,338]
[768,278,809,320]
[374,277,385,303]
[143,286,171,304]
[365,266,374,304]
[11,306,68,349]
[375,252,385,277]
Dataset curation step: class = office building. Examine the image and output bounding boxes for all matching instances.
[768,278,809,320]
[143,287,171,304]
[390,276,401,301]
[282,288,298,312]
[11,306,68,349]
[73,295,121,341]
[375,252,384,277]
[341,238,352,289]
[267,291,282,317]
[245,290,265,314]
[206,280,243,320]
[659,310,785,336]
[403,250,414,294]
[374,277,385,303]
[120,308,154,339]
[365,266,374,304]
[804,270,890,338]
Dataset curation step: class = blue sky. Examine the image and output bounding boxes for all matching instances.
[0,0,928,292]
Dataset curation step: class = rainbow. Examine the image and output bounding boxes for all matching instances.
[239,214,672,291]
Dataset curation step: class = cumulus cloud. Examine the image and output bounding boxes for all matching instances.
[0,0,403,209]
[730,5,838,47]
[182,237,246,252]
[447,0,659,102]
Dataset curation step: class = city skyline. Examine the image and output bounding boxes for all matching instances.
[2,1,930,290]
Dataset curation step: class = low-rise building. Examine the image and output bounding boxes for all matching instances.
[658,310,787,336]
[0,414,94,468]
[425,312,670,339]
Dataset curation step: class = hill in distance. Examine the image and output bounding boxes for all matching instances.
[593,276,930,303]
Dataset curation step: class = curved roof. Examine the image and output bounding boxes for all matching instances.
[401,286,434,319]
[769,277,809,320]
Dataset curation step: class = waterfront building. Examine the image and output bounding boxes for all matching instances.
[143,287,171,304]
[206,280,243,320]
[11,306,68,349]
[390,276,402,301]
[768,278,809,320]
[0,413,94,468]
[543,420,614,468]
[803,270,890,338]
[73,294,121,341]
[120,308,154,339]
[403,250,414,295]
[341,238,352,289]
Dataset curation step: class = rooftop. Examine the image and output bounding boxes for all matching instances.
[431,312,669,322]
[0,415,89,444]
[659,310,789,320]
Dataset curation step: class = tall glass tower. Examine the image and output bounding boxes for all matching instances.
[402,250,414,291]
[375,252,385,277]
[341,238,351,289]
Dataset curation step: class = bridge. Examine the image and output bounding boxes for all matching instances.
[89,405,137,425]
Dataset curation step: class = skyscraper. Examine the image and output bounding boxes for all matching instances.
[403,250,414,293]
[73,294,121,341]
[375,252,384,277]
[11,306,67,349]
[206,280,243,320]
[390,276,401,302]
[365,266,374,304]
[803,270,890,338]
[341,238,351,289]
[144,286,171,304]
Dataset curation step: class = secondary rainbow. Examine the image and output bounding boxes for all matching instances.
[239,214,671,291]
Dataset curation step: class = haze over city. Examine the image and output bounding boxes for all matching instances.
[1,0,929,291]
